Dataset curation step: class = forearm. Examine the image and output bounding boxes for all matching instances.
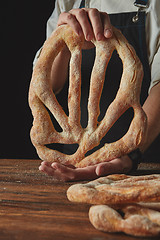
[50,46,71,94]
[140,82,160,152]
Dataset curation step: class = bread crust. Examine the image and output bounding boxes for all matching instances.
[67,174,160,204]
[67,174,160,237]
[29,25,147,166]
[89,204,160,237]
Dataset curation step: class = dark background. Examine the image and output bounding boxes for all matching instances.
[1,1,55,159]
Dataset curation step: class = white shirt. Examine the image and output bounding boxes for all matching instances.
[35,0,160,92]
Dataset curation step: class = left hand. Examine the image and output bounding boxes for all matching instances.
[57,8,113,49]
[39,155,133,181]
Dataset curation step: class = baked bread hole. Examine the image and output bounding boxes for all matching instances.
[85,108,134,157]
[45,143,79,155]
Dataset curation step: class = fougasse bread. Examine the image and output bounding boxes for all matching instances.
[28,25,147,167]
[67,174,160,237]
[67,174,160,204]
[89,204,160,237]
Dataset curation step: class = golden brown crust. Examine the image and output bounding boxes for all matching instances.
[89,204,160,237]
[67,174,160,237]
[67,174,160,204]
[29,25,147,167]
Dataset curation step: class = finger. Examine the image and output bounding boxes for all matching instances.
[39,162,56,176]
[40,161,52,167]
[52,163,98,181]
[70,8,94,41]
[95,158,124,176]
[74,165,98,181]
[51,163,77,181]
[101,12,113,38]
[96,156,133,177]
[39,162,73,181]
[57,12,83,36]
[87,8,104,41]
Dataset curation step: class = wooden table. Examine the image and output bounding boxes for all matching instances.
[0,159,160,240]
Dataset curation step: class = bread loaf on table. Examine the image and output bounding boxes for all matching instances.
[89,204,160,237]
[67,174,160,205]
[67,174,160,237]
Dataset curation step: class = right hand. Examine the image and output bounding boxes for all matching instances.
[39,155,132,182]
[57,8,113,49]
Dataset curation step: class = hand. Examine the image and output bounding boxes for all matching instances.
[57,8,113,48]
[39,155,133,182]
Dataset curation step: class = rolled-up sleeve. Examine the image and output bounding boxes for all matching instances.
[149,42,160,92]
[147,0,160,92]
[46,0,62,38]
[33,0,62,66]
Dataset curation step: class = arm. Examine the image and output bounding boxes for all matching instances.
[141,82,160,152]
[50,47,71,94]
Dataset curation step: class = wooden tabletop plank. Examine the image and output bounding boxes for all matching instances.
[0,159,160,240]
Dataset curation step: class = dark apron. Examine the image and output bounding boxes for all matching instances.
[53,1,159,163]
